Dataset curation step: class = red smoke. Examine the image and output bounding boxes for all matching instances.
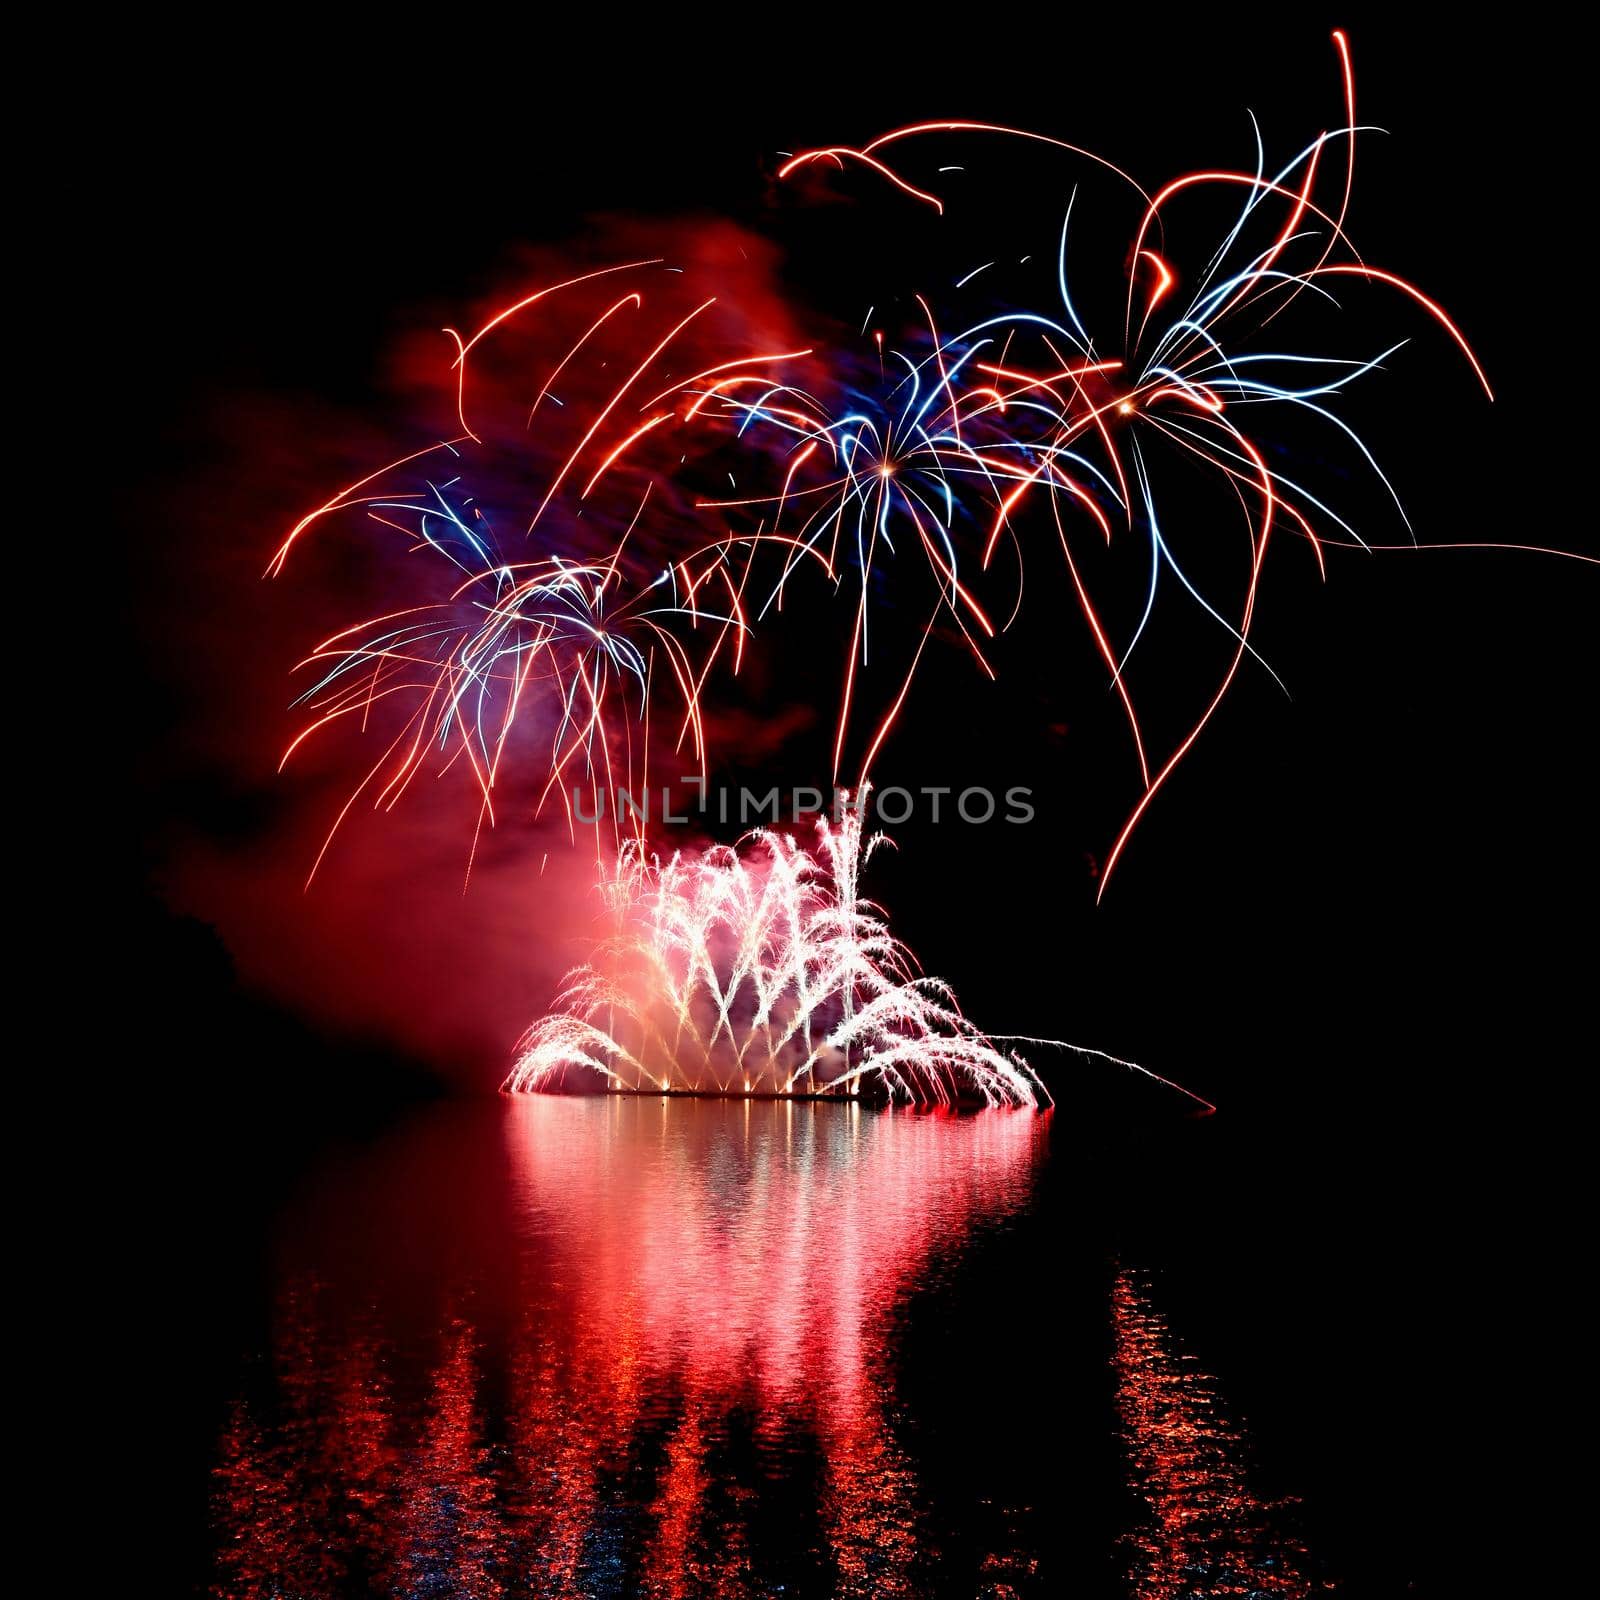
[144,216,819,1086]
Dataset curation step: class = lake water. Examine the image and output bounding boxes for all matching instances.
[203,1095,1412,1596]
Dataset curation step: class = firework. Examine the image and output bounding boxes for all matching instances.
[269,261,815,879]
[504,798,1211,1109]
[767,30,1516,891]
[505,798,1047,1103]
[505,800,1043,1105]
[266,33,1583,1106]
[274,34,1539,894]
[280,523,723,885]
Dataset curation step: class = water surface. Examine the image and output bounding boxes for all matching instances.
[208,1097,1332,1597]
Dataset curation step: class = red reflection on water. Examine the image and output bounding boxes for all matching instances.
[1111,1269,1315,1598]
[212,1098,1046,1598]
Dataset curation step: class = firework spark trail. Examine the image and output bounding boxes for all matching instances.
[759,30,1540,893]
[504,801,1059,1107]
[271,33,1563,895]
[282,523,731,885]
[269,265,815,881]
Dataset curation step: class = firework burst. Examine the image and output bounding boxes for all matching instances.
[267,262,817,878]
[275,35,1535,894]
[768,30,1519,891]
[505,802,1050,1105]
[505,799,1213,1109]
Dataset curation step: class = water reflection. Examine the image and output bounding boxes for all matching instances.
[212,1097,1048,1598]
[1111,1269,1314,1597]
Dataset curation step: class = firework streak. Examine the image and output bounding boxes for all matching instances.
[271,35,1561,1102]
[506,804,1045,1105]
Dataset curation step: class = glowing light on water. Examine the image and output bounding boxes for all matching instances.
[213,1098,1051,1597]
[1113,1269,1313,1595]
